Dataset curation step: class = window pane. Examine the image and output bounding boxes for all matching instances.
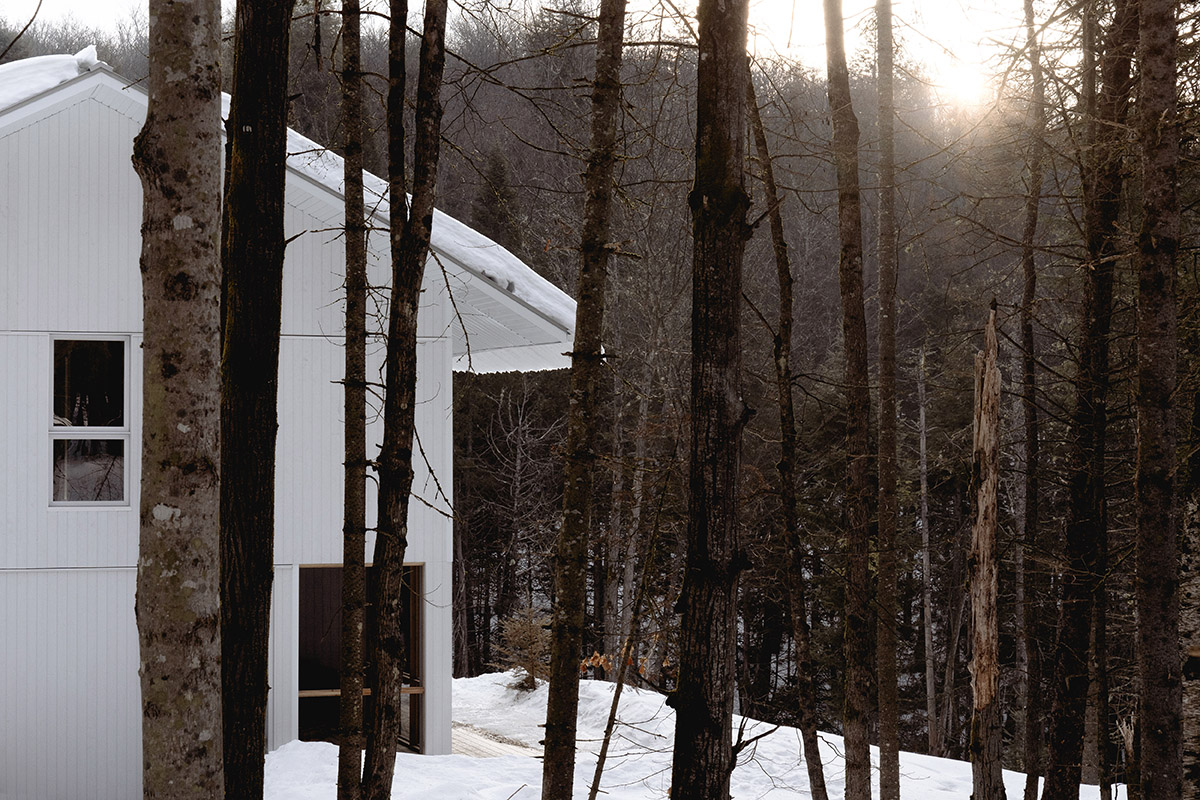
[54,340,124,426]
[53,439,125,502]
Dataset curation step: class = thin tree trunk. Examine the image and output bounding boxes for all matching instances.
[338,0,368,793]
[1136,1,1183,798]
[1016,0,1045,793]
[541,0,626,794]
[969,307,1004,800]
[1182,389,1200,800]
[919,346,939,757]
[1093,583,1112,800]
[1043,4,1135,797]
[940,540,968,756]
[132,0,224,794]
[361,0,448,794]
[822,0,873,795]
[603,408,625,671]
[875,1,899,795]
[747,76,830,800]
[666,0,748,794]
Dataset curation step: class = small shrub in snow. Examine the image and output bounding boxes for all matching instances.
[493,607,551,691]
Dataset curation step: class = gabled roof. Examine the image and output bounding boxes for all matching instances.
[0,48,575,373]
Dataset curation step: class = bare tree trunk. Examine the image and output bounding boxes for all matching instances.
[969,307,1004,800]
[132,0,224,794]
[1016,1,1045,794]
[667,0,748,794]
[603,409,625,671]
[747,76,829,800]
[822,0,873,795]
[219,1,295,796]
[1136,1,1183,798]
[940,540,968,756]
[338,0,368,793]
[1182,390,1200,800]
[541,0,627,794]
[1093,585,1112,800]
[919,346,939,757]
[1043,4,1135,797]
[874,1,899,796]
[362,0,448,794]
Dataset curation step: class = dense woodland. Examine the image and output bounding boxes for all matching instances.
[3,0,1197,798]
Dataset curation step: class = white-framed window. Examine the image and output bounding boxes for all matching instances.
[50,336,130,506]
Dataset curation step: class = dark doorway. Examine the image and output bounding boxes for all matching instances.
[298,564,424,752]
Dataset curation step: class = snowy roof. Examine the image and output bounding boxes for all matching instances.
[0,46,102,110]
[0,47,576,372]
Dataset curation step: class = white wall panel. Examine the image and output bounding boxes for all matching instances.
[422,558,453,754]
[276,336,452,566]
[0,98,143,334]
[0,568,141,800]
[267,564,300,750]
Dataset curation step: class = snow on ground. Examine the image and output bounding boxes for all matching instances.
[265,670,1126,799]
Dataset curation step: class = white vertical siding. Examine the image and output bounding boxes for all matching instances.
[0,568,141,800]
[0,96,143,334]
[422,558,453,754]
[267,564,300,750]
[277,336,452,566]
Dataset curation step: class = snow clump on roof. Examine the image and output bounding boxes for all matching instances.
[0,46,102,111]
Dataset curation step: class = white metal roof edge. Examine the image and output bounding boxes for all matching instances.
[0,65,576,360]
[453,341,571,374]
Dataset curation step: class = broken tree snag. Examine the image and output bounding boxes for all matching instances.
[969,307,1004,800]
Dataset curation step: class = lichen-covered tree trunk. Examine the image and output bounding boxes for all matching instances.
[541,0,626,795]
[822,0,873,796]
[969,308,1004,800]
[219,0,295,796]
[1136,1,1183,799]
[132,0,224,795]
[337,0,368,794]
[666,0,748,795]
[1015,2,1045,795]
[1042,4,1135,798]
[747,76,829,800]
[874,2,899,796]
[361,0,448,795]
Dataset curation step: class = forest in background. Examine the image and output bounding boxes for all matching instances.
[3,0,1197,794]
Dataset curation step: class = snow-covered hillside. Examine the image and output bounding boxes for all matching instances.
[265,671,1122,799]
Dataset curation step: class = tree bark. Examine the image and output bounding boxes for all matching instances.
[822,0,873,795]
[361,0,448,794]
[1182,390,1200,800]
[666,0,748,794]
[1015,1,1045,794]
[338,0,368,794]
[747,75,830,800]
[1042,4,1135,798]
[1136,1,1183,799]
[919,346,940,757]
[541,0,626,794]
[969,308,1004,800]
[219,1,295,796]
[874,1,899,796]
[132,0,224,795]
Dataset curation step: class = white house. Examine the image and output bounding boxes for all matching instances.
[0,48,574,800]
